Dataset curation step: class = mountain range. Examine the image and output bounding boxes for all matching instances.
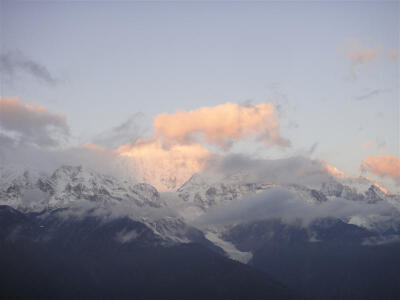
[1,162,399,299]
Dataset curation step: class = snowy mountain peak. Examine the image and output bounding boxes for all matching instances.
[0,165,165,212]
[175,169,400,221]
[51,165,84,180]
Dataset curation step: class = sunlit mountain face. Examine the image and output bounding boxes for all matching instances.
[1,1,399,299]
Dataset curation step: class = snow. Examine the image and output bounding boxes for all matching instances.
[2,163,400,258]
[0,165,165,212]
[205,230,252,264]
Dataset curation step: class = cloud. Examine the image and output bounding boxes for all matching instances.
[376,139,386,149]
[361,154,400,182]
[194,187,395,227]
[388,49,398,61]
[0,133,16,148]
[115,229,140,243]
[323,163,347,179]
[0,140,137,185]
[92,113,151,148]
[355,89,390,101]
[0,97,69,147]
[153,102,290,148]
[0,51,58,85]
[307,142,318,155]
[116,139,211,191]
[363,235,400,246]
[200,154,340,188]
[1,101,289,192]
[110,102,288,191]
[363,141,373,148]
[347,41,378,65]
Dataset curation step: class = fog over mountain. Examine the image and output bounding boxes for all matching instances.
[1,97,400,299]
[1,1,399,299]
[1,140,400,299]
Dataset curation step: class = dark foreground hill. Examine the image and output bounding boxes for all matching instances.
[224,218,400,300]
[0,205,299,300]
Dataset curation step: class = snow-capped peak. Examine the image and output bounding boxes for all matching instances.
[0,165,164,212]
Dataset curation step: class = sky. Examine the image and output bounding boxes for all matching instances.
[0,1,399,191]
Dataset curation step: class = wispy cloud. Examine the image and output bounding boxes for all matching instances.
[200,154,339,188]
[362,141,373,148]
[363,235,400,246]
[347,40,379,66]
[355,89,390,101]
[194,187,395,227]
[0,51,58,85]
[0,97,69,147]
[92,113,150,148]
[388,49,398,61]
[361,154,400,182]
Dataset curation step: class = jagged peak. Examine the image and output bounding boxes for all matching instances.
[0,164,165,212]
[51,165,85,179]
[133,182,159,194]
[177,173,206,191]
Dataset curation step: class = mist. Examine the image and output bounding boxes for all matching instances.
[193,187,397,228]
[198,154,338,189]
